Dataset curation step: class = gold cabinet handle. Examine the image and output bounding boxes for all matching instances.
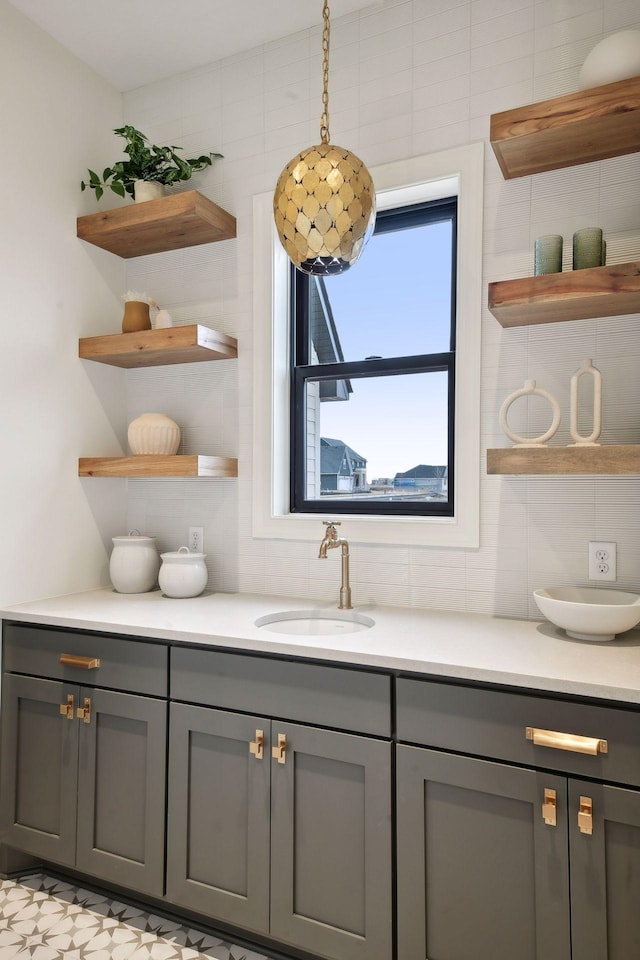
[542,787,557,827]
[59,694,74,720]
[249,729,264,760]
[76,697,92,724]
[578,796,593,835]
[272,733,287,764]
[526,727,608,756]
[60,653,101,670]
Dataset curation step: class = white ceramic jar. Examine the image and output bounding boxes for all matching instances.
[128,413,181,455]
[159,546,208,598]
[110,531,160,594]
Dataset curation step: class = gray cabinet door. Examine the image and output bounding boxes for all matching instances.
[396,745,571,960]
[166,703,271,934]
[270,722,392,960]
[570,779,640,960]
[76,687,166,897]
[0,674,78,865]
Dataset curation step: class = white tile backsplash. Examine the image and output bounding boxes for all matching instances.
[122,0,640,617]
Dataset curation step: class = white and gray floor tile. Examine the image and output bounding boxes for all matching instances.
[0,874,272,960]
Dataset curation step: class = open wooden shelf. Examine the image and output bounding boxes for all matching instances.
[490,75,640,179]
[77,190,236,258]
[79,455,238,478]
[488,260,640,327]
[487,445,640,476]
[79,324,237,368]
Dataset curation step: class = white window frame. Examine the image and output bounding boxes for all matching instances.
[252,142,483,547]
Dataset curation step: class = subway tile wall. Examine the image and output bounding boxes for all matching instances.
[124,0,640,618]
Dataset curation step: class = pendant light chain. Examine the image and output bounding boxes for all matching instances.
[320,0,331,144]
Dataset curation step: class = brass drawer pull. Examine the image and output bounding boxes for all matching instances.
[272,733,287,764]
[578,796,593,835]
[59,694,74,720]
[526,726,608,756]
[60,653,101,670]
[249,729,264,760]
[542,787,557,827]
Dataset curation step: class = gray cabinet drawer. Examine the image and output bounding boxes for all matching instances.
[396,677,640,787]
[171,646,391,737]
[3,623,168,698]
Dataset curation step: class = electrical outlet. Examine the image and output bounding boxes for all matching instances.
[188,526,204,552]
[588,541,616,582]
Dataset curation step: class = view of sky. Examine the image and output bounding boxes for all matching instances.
[315,218,453,480]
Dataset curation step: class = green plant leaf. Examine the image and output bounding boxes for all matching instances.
[95,184,103,201]
[110,182,126,197]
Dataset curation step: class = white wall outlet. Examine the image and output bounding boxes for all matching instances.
[588,541,616,582]
[188,526,204,552]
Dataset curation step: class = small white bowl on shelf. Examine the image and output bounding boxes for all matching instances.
[534,587,640,642]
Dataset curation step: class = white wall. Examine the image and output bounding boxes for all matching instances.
[123,0,640,618]
[0,0,127,604]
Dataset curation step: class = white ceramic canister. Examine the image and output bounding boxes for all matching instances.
[109,530,160,594]
[159,546,208,598]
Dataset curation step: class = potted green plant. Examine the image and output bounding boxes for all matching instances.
[81,125,223,202]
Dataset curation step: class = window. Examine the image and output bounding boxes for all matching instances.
[290,197,457,517]
[253,143,483,547]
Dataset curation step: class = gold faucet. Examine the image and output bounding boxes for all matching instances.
[318,521,352,610]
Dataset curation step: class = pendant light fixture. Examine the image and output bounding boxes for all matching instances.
[273,1,376,276]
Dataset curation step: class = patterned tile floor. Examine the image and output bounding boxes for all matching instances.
[0,874,273,960]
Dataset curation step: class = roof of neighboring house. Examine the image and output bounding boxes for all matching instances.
[321,437,367,475]
[310,279,352,400]
[394,464,448,480]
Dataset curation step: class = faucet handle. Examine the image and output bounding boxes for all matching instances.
[322,520,341,526]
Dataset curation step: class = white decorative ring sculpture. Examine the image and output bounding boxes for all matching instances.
[499,379,561,448]
[569,359,602,446]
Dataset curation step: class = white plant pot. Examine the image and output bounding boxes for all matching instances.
[128,413,181,455]
[133,180,165,202]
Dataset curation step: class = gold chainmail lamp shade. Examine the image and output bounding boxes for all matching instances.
[273,1,376,276]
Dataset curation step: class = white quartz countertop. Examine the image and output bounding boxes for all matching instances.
[2,588,640,704]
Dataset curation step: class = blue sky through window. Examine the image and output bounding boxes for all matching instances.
[316,219,452,480]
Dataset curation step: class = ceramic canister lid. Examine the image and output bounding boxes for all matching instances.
[112,528,156,544]
[161,546,206,561]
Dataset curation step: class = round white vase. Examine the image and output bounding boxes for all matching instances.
[110,532,160,594]
[578,30,640,89]
[159,546,208,598]
[128,413,181,455]
[133,180,165,202]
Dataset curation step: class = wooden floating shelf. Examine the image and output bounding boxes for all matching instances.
[487,445,640,476]
[490,75,640,179]
[488,261,640,327]
[77,190,236,258]
[79,324,237,368]
[79,455,238,479]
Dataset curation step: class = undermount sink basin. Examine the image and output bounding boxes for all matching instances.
[255,609,375,636]
[534,587,640,641]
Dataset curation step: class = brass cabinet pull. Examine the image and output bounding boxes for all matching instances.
[76,697,92,724]
[59,694,74,720]
[249,729,264,760]
[542,788,557,827]
[526,726,608,756]
[272,733,287,764]
[578,796,593,835]
[60,653,101,670]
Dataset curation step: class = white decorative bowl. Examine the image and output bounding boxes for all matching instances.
[128,413,180,455]
[578,30,640,89]
[534,587,640,641]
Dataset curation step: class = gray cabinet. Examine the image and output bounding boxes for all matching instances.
[167,648,393,960]
[396,676,640,960]
[0,626,168,897]
[397,745,570,960]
